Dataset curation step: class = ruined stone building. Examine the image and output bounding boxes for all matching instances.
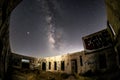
[82,29,117,73]
[10,53,37,69]
[38,51,85,74]
[38,1,120,75]
[0,0,120,80]
[38,29,116,74]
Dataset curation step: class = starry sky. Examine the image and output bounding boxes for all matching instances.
[10,0,107,57]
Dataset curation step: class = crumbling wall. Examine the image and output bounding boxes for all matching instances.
[11,53,37,69]
[105,0,120,68]
[39,51,85,74]
[0,0,22,79]
[69,52,85,74]
[84,47,116,74]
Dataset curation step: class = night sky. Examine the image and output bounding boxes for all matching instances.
[10,0,107,57]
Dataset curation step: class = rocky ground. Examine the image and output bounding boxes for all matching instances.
[7,68,120,80]
[9,68,76,80]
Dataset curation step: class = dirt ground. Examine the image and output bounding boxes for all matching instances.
[7,68,120,80]
[10,68,76,80]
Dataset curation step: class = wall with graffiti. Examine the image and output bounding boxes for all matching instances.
[82,29,113,52]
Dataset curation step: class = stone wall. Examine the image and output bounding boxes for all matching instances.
[39,47,116,74]
[81,29,117,73]
[105,0,120,68]
[38,47,116,74]
[11,53,37,69]
[85,47,117,73]
[38,51,85,74]
[0,0,22,79]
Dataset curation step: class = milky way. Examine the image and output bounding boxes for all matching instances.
[10,0,106,57]
[41,0,63,53]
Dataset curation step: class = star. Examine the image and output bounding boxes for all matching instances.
[27,32,30,35]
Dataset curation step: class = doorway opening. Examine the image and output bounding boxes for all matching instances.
[42,62,46,71]
[61,61,65,71]
[99,54,107,69]
[54,61,57,70]
[21,59,30,69]
[71,59,77,73]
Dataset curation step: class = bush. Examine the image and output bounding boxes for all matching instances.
[61,73,70,79]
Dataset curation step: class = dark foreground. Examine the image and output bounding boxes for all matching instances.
[6,68,120,80]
